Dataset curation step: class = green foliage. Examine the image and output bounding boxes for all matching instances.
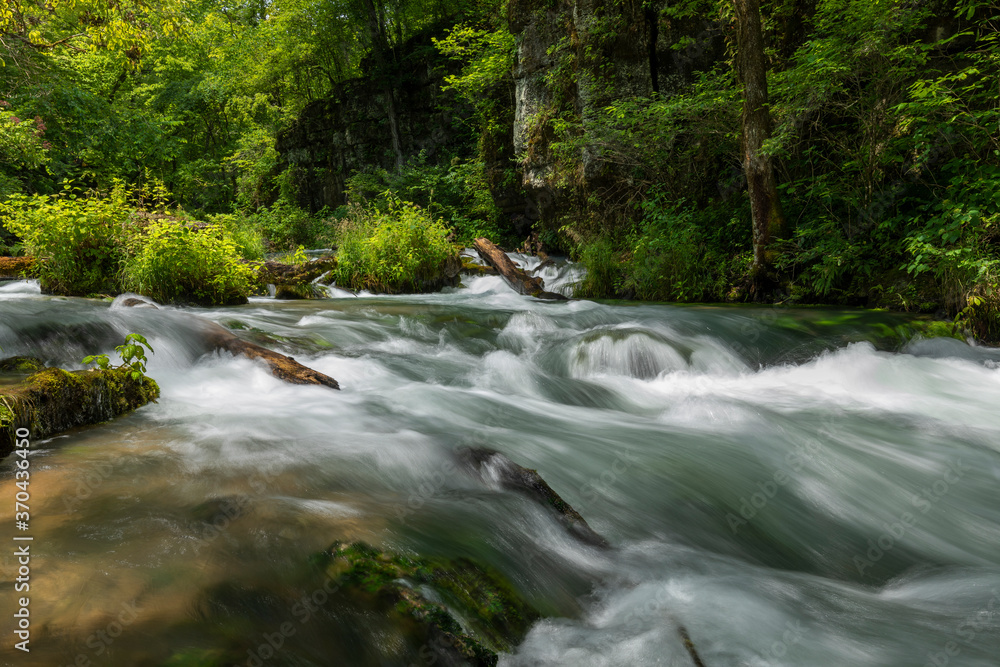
[345,152,507,246]
[623,199,714,301]
[241,200,331,251]
[0,182,132,295]
[436,25,515,100]
[203,213,266,261]
[83,333,154,382]
[273,245,309,265]
[332,197,457,293]
[122,219,257,305]
[572,234,623,299]
[572,198,721,302]
[0,104,50,176]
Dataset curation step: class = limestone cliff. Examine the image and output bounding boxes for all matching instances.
[277,32,473,212]
[508,0,724,225]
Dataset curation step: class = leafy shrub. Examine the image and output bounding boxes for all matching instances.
[243,199,330,250]
[332,198,457,293]
[122,219,257,305]
[573,235,623,299]
[83,333,154,382]
[345,151,507,247]
[623,199,714,302]
[0,182,131,295]
[573,199,720,302]
[204,213,265,261]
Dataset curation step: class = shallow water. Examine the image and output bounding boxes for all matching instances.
[2,259,1000,666]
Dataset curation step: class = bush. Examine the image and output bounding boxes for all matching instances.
[333,198,457,293]
[243,199,331,251]
[573,199,720,302]
[573,235,623,299]
[622,199,714,302]
[345,151,508,247]
[0,182,131,295]
[122,219,257,305]
[205,213,266,261]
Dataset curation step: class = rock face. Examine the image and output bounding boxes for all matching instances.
[508,0,724,222]
[0,360,160,458]
[277,31,474,213]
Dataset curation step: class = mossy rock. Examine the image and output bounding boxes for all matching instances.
[260,256,337,299]
[866,319,966,350]
[274,282,325,299]
[319,541,539,665]
[460,257,497,276]
[0,356,46,373]
[0,366,160,458]
[0,256,35,278]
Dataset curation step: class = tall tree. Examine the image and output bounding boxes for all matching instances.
[358,0,405,171]
[733,0,786,296]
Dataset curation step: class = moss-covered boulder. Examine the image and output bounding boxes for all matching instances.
[319,541,539,666]
[259,255,338,299]
[0,364,159,458]
[0,256,34,278]
[0,356,46,373]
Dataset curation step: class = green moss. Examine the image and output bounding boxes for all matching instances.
[461,258,496,275]
[161,648,226,667]
[0,356,45,373]
[865,319,966,350]
[0,367,159,458]
[322,541,539,664]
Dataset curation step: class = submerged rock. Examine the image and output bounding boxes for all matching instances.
[319,541,539,665]
[458,447,608,547]
[0,364,159,458]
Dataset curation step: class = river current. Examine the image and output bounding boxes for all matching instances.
[2,256,1000,666]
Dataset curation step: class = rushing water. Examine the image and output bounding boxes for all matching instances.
[2,257,1000,667]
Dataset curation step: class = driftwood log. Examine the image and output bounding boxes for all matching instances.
[473,238,567,300]
[198,319,340,389]
[122,299,340,389]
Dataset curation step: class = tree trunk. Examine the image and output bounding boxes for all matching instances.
[385,86,404,172]
[734,0,786,296]
[361,0,404,171]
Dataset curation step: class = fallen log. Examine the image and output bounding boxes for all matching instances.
[120,298,340,390]
[199,319,340,389]
[473,238,567,300]
[457,447,607,547]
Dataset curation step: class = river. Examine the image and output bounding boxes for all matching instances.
[2,258,1000,666]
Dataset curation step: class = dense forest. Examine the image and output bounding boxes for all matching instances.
[1,0,998,338]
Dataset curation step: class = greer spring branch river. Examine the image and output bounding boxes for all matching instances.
[2,258,1000,666]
